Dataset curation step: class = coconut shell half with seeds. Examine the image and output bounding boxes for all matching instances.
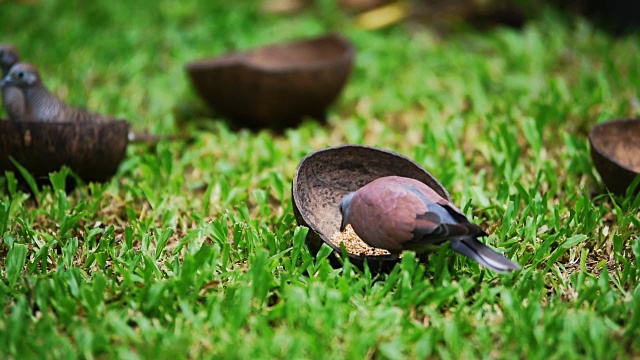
[589,118,640,195]
[292,145,451,273]
[0,119,130,185]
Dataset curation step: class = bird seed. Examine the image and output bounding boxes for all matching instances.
[330,225,393,257]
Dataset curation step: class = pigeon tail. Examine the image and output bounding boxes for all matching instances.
[450,236,521,273]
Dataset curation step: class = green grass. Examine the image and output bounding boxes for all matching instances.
[1,1,640,358]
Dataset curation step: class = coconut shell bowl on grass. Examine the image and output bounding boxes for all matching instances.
[292,145,451,273]
[589,118,640,195]
[185,33,355,129]
[0,119,130,186]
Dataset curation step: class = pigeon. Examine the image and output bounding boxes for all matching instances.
[339,176,521,272]
[0,62,114,122]
[0,44,25,120]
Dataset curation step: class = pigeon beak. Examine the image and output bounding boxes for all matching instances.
[339,217,347,232]
[0,75,10,87]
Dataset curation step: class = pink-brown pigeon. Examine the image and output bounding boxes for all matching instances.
[339,176,521,272]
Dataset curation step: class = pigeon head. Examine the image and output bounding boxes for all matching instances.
[1,63,41,89]
[339,192,356,231]
[0,44,20,76]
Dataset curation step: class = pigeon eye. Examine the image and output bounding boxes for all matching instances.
[16,71,24,79]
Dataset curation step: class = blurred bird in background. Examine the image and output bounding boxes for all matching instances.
[1,62,114,122]
[0,44,25,121]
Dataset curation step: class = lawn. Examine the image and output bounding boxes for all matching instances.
[1,0,640,359]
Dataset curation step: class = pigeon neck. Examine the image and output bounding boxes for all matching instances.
[2,85,25,120]
[25,83,56,104]
[24,83,63,121]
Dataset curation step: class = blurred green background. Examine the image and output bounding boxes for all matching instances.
[1,0,639,359]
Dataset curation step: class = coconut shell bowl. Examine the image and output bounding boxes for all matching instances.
[185,33,355,129]
[0,120,130,185]
[589,118,640,195]
[292,145,451,273]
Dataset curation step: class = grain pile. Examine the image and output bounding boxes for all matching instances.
[330,224,395,257]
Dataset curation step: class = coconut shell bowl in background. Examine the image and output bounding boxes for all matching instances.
[0,120,130,185]
[292,145,451,273]
[185,33,355,129]
[589,118,640,195]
